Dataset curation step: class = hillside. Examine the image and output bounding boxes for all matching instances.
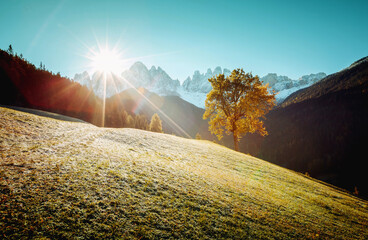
[1,107,368,239]
[281,56,368,107]
[0,105,86,123]
[241,56,368,197]
[0,49,103,126]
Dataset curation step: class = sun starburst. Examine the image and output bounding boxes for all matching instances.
[90,47,123,74]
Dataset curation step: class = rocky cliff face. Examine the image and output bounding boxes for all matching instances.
[74,62,180,99]
[121,62,180,96]
[182,67,231,93]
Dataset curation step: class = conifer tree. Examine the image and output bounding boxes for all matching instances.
[7,44,13,55]
[203,68,276,151]
[195,133,202,140]
[135,114,149,130]
[120,110,129,127]
[126,115,135,128]
[149,113,163,133]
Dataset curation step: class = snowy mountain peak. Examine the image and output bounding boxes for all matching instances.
[298,72,326,84]
[182,66,231,93]
[261,72,326,103]
[130,61,148,72]
[213,66,222,76]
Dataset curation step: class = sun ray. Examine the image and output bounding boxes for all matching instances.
[119,75,192,138]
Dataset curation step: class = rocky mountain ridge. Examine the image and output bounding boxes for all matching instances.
[73,62,326,107]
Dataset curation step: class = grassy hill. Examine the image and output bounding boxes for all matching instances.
[1,107,368,239]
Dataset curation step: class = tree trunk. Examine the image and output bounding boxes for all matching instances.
[233,133,239,151]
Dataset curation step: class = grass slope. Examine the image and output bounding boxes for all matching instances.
[0,107,367,239]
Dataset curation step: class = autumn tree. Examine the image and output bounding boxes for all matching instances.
[149,113,163,133]
[126,115,135,128]
[120,110,129,127]
[203,68,276,151]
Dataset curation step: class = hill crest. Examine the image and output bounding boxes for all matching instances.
[281,56,368,107]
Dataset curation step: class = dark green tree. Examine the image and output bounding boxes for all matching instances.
[7,45,13,55]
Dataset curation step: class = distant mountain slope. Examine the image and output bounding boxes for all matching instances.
[282,57,368,107]
[106,88,211,139]
[1,106,367,239]
[241,56,368,197]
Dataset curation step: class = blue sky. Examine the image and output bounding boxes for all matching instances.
[1,0,367,82]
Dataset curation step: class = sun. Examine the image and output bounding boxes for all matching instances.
[91,48,122,74]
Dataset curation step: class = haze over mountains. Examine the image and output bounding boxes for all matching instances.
[73,62,326,108]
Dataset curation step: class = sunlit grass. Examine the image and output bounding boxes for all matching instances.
[0,107,368,239]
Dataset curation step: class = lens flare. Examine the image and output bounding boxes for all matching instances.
[91,48,122,74]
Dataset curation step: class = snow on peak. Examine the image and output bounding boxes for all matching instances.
[182,66,231,93]
[261,72,326,103]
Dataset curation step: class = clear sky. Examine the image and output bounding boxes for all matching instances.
[1,0,367,82]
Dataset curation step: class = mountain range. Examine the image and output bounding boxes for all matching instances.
[73,63,326,108]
